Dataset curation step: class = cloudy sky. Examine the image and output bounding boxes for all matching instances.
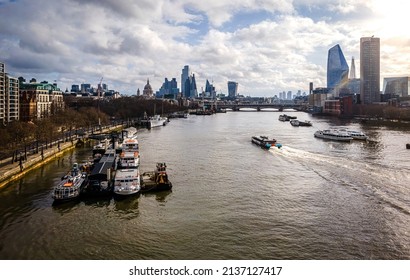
[1,0,409,96]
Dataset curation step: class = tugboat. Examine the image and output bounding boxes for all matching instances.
[52,163,88,202]
[141,163,173,192]
[251,136,277,149]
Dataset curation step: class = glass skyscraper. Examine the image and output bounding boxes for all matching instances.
[360,37,380,104]
[227,81,238,99]
[327,44,349,89]
[181,65,189,96]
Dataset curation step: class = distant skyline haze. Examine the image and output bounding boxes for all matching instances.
[0,0,409,96]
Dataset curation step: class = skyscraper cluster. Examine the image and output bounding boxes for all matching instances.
[181,65,198,99]
[320,37,381,104]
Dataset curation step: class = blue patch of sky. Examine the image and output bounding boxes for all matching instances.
[0,0,17,5]
[173,8,209,45]
[219,10,278,33]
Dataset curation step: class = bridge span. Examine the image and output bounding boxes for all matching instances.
[201,101,305,111]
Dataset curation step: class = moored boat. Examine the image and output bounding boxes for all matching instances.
[118,150,140,169]
[113,168,141,196]
[121,126,138,140]
[251,136,277,149]
[314,129,353,142]
[83,149,116,197]
[52,163,87,202]
[92,138,110,156]
[140,115,168,129]
[141,162,172,192]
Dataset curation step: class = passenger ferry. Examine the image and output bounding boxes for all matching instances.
[251,136,277,149]
[121,127,138,140]
[118,150,140,169]
[314,130,353,142]
[52,163,87,202]
[113,168,141,196]
[121,137,139,152]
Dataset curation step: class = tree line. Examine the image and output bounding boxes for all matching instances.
[0,97,185,160]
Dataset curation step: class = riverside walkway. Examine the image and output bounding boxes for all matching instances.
[0,124,124,189]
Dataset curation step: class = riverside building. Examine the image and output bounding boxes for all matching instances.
[0,62,20,124]
[360,36,380,104]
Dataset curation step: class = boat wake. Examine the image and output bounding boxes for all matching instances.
[271,146,410,216]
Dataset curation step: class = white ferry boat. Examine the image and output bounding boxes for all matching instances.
[148,115,168,128]
[121,127,138,139]
[118,150,140,169]
[121,137,139,152]
[346,130,368,140]
[314,129,353,142]
[113,168,141,196]
[52,163,87,202]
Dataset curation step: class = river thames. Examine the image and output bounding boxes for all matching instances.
[0,111,409,259]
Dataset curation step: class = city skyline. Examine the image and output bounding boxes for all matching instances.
[0,0,409,97]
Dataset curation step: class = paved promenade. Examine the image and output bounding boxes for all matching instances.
[0,141,76,189]
[0,124,125,189]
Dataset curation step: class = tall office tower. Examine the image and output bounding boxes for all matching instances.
[327,44,349,89]
[0,62,5,124]
[181,65,189,96]
[190,73,198,98]
[0,62,19,123]
[360,37,380,104]
[309,82,313,94]
[227,81,238,99]
[71,84,80,92]
[349,57,356,79]
[5,76,19,122]
[81,83,91,93]
[287,91,292,100]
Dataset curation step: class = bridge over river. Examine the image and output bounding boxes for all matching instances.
[201,101,306,111]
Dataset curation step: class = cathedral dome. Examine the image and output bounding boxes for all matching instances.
[144,79,152,91]
[143,78,153,98]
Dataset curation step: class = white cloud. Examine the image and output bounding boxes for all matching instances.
[0,0,409,96]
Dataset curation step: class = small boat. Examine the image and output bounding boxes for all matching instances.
[92,139,110,156]
[121,127,138,139]
[113,168,141,196]
[141,162,173,192]
[314,130,353,142]
[290,119,312,127]
[52,163,87,202]
[140,115,168,128]
[278,114,290,121]
[251,136,277,149]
